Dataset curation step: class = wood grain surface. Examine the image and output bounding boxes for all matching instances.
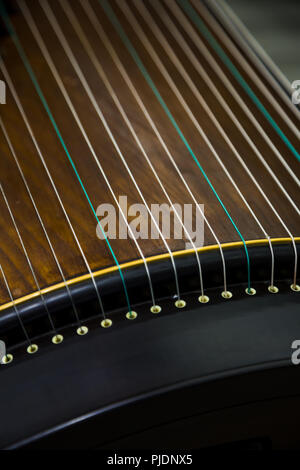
[0,0,299,306]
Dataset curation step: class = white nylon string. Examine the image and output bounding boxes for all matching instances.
[167,0,299,188]
[56,0,206,298]
[159,0,299,216]
[148,0,299,286]
[40,0,182,302]
[132,0,298,288]
[20,0,171,309]
[0,263,31,345]
[19,1,158,314]
[162,0,298,286]
[122,0,277,286]
[132,0,274,287]
[0,58,107,320]
[0,183,56,332]
[82,0,229,295]
[0,116,81,326]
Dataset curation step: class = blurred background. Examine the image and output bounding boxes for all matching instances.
[226,0,300,83]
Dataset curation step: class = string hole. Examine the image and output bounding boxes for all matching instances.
[268,286,279,294]
[27,344,38,354]
[198,295,209,304]
[291,284,300,292]
[77,326,88,336]
[101,319,112,328]
[52,334,64,345]
[1,354,13,364]
[245,287,256,296]
[150,305,161,314]
[126,311,138,320]
[175,299,186,309]
[222,291,233,299]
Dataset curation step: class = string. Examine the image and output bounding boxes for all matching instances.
[163,0,298,286]
[57,0,202,299]
[184,0,299,187]
[0,183,56,333]
[82,0,229,295]
[40,0,182,303]
[151,0,298,286]
[131,0,274,284]
[0,263,32,345]
[0,1,132,314]
[177,3,299,190]
[202,0,299,136]
[63,0,205,299]
[99,0,252,292]
[0,58,106,320]
[179,0,300,163]
[19,1,157,315]
[164,0,299,209]
[0,117,82,326]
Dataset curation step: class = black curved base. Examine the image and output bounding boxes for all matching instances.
[1,242,299,350]
[0,287,299,449]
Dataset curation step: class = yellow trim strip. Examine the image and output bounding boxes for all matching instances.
[0,237,298,312]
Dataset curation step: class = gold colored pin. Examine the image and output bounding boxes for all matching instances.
[245,287,256,296]
[52,334,64,344]
[1,354,13,364]
[175,299,186,308]
[150,305,162,314]
[101,318,112,328]
[291,284,300,292]
[222,291,233,299]
[268,286,279,294]
[126,311,138,320]
[77,326,88,336]
[27,344,38,354]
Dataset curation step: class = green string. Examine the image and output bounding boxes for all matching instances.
[179,0,300,163]
[0,2,132,313]
[99,0,252,291]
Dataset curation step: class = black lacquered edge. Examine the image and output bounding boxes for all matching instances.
[0,242,299,349]
[0,285,299,449]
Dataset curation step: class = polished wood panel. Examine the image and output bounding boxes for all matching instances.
[0,0,299,306]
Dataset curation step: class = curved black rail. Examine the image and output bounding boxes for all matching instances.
[0,242,299,350]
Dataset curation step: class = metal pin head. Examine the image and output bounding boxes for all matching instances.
[268,285,279,294]
[77,326,88,336]
[150,305,162,314]
[1,354,13,364]
[27,344,38,354]
[175,299,186,308]
[222,291,233,299]
[101,319,112,328]
[291,284,300,292]
[52,334,64,345]
[245,287,256,296]
[198,295,209,304]
[126,311,138,320]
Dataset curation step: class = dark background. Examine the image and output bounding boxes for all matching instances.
[227,0,300,82]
